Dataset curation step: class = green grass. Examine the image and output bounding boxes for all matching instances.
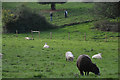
[2,2,96,26]
[2,2,119,78]
[0,15,2,79]
[2,22,118,78]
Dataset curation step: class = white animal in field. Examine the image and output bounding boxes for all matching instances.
[65,51,74,61]
[43,43,49,48]
[0,53,3,59]
[92,53,102,59]
[25,37,33,40]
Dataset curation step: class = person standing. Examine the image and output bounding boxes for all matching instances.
[50,12,53,21]
[64,10,68,18]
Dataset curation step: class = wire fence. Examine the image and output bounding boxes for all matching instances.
[3,30,118,42]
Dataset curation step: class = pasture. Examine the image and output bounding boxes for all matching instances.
[2,22,118,78]
[2,2,119,78]
[2,2,96,26]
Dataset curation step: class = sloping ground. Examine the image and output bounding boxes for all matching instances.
[2,2,119,78]
[2,22,118,78]
[2,2,96,27]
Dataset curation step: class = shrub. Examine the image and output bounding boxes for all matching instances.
[2,9,14,24]
[94,2,120,19]
[3,4,56,33]
[94,20,119,32]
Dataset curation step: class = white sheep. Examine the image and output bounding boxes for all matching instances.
[65,51,74,61]
[0,53,3,59]
[92,53,102,59]
[43,43,49,48]
[25,37,33,40]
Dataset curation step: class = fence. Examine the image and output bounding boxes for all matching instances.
[12,30,118,42]
[31,30,40,39]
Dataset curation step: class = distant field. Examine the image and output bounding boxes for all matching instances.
[2,2,97,26]
[2,22,118,78]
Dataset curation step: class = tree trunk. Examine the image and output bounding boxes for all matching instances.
[51,3,56,10]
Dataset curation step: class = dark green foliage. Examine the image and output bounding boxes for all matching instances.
[4,4,55,33]
[38,2,66,10]
[94,2,120,18]
[94,20,119,32]
[94,2,120,32]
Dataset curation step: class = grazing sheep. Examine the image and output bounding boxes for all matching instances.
[92,53,102,59]
[25,37,33,40]
[43,43,49,48]
[77,54,100,76]
[0,53,3,59]
[65,51,74,61]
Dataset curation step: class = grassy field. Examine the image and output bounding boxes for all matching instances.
[2,2,119,78]
[0,13,2,79]
[2,22,118,78]
[2,2,98,26]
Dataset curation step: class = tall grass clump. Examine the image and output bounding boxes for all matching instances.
[3,4,56,33]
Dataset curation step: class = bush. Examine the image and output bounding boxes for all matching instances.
[3,4,56,33]
[2,9,14,24]
[94,20,119,32]
[94,2,120,19]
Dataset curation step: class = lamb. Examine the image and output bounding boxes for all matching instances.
[0,53,3,59]
[25,37,33,40]
[43,43,49,48]
[92,53,102,59]
[65,51,74,61]
[77,54,100,76]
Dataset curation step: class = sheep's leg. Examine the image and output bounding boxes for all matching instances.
[87,72,89,75]
[80,70,84,76]
[85,72,87,75]
[85,72,89,76]
[66,58,67,61]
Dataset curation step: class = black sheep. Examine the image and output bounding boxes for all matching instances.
[77,54,100,76]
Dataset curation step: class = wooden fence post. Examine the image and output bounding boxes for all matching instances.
[38,31,40,39]
[16,30,18,37]
[50,32,52,39]
[105,33,107,42]
[84,33,86,41]
[68,32,70,40]
[31,30,34,39]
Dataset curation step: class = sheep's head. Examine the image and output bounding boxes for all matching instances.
[91,63,100,75]
[68,57,74,61]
